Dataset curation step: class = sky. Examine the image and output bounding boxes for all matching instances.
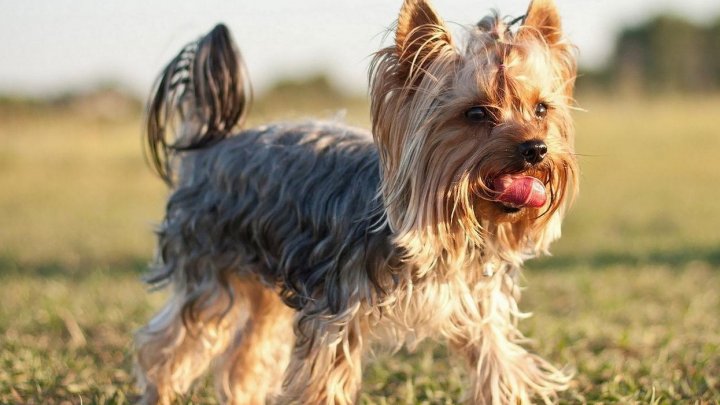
[1,0,719,97]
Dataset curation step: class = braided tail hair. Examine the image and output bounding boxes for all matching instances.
[144,24,251,185]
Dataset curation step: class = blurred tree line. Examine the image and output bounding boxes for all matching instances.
[580,14,720,94]
[4,13,719,109]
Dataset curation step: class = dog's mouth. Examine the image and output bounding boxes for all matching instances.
[489,174,547,211]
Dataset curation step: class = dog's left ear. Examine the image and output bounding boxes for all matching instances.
[522,0,563,44]
[395,0,454,84]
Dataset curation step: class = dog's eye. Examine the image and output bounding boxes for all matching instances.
[465,106,490,122]
[534,103,548,118]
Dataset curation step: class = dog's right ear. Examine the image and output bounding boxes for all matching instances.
[522,0,563,44]
[395,0,454,85]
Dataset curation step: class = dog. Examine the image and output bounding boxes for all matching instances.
[134,0,578,403]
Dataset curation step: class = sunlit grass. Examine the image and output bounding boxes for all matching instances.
[524,263,720,403]
[2,265,717,403]
[553,95,720,259]
[0,111,164,269]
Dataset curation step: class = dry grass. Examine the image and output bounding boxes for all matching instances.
[0,110,163,270]
[555,96,720,259]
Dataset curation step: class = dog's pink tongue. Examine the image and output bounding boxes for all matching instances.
[493,175,547,208]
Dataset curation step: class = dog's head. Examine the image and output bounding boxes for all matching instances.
[371,0,578,262]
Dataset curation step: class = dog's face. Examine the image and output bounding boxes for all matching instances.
[371,0,577,254]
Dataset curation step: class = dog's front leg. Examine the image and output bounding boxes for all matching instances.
[451,272,570,404]
[276,305,364,405]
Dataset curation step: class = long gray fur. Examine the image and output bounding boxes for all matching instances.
[145,25,395,319]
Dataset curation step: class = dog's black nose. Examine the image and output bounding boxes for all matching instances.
[518,140,547,164]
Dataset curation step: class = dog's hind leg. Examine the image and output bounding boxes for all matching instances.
[276,305,365,405]
[212,281,295,405]
[134,276,248,405]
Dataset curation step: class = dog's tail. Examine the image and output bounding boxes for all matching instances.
[144,24,251,185]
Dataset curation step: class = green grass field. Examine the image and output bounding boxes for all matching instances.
[1,94,719,404]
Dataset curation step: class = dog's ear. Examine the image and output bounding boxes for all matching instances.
[522,0,563,44]
[395,0,454,84]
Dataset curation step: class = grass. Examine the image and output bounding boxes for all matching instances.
[1,94,719,403]
[550,96,720,260]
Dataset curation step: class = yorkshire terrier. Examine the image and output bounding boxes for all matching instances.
[135,0,578,403]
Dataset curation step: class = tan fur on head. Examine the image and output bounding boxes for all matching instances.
[136,1,579,404]
[371,0,577,270]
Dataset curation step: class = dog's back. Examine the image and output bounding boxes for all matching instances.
[143,24,392,313]
[152,122,390,310]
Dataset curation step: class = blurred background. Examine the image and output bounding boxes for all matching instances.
[1,0,718,403]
